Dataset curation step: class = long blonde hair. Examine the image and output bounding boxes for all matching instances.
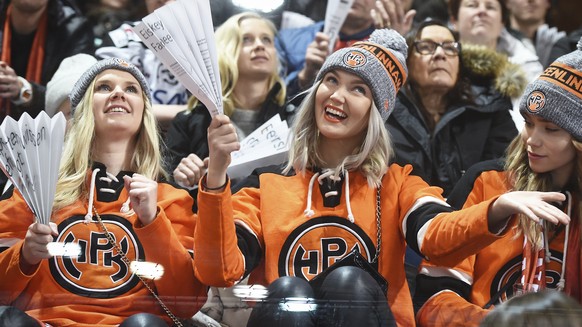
[505,134,582,249]
[53,78,165,211]
[187,12,286,116]
[284,81,392,188]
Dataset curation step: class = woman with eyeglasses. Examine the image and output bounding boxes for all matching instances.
[386,20,522,197]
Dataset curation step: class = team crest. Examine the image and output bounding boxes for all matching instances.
[49,214,144,298]
[278,216,376,281]
[490,252,563,304]
[113,57,132,68]
[343,50,367,68]
[526,90,546,113]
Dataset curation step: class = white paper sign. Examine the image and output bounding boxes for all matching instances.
[228,114,292,179]
[324,0,355,52]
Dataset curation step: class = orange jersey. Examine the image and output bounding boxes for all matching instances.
[416,162,569,327]
[195,164,506,327]
[0,165,206,326]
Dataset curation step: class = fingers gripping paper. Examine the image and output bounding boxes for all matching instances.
[0,111,66,224]
[132,0,223,116]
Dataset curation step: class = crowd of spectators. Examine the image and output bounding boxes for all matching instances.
[1,0,582,326]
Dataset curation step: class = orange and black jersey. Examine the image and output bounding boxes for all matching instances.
[415,159,571,327]
[0,163,206,326]
[196,163,508,327]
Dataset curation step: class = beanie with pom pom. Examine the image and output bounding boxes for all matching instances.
[315,29,408,121]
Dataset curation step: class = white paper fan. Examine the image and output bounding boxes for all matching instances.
[0,111,66,224]
[132,0,222,116]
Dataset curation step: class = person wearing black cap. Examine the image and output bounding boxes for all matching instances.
[0,57,207,326]
[195,29,570,326]
[415,36,582,327]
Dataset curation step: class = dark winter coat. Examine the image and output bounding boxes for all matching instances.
[386,45,524,196]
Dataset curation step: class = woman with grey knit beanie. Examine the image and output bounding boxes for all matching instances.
[0,57,207,326]
[416,36,582,327]
[195,29,570,327]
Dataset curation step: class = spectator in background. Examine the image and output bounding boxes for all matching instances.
[0,0,94,194]
[506,0,565,67]
[167,12,290,326]
[448,0,543,130]
[448,0,542,82]
[96,0,186,131]
[276,0,416,99]
[415,39,582,326]
[167,12,290,191]
[480,290,582,327]
[387,20,520,197]
[45,53,98,120]
[0,0,94,122]
[79,0,147,48]
[386,20,521,303]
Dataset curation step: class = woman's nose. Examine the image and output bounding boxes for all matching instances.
[110,86,125,100]
[254,39,266,50]
[330,88,346,103]
[526,128,542,147]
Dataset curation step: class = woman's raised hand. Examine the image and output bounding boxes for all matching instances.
[206,114,240,190]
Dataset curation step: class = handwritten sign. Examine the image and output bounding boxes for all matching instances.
[228,114,292,179]
[132,0,222,116]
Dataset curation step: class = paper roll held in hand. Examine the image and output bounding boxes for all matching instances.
[132,0,223,117]
[0,111,66,224]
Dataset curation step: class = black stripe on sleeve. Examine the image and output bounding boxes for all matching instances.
[446,159,505,210]
[413,273,471,313]
[405,202,453,257]
[236,225,262,279]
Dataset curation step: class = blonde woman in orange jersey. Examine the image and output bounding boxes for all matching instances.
[0,58,206,326]
[196,30,568,327]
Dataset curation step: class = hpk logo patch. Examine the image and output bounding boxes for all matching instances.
[526,90,546,112]
[278,216,376,281]
[113,57,132,67]
[49,214,144,298]
[343,50,367,68]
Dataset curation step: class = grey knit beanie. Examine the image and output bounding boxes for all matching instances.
[520,36,582,141]
[69,57,151,116]
[315,29,408,121]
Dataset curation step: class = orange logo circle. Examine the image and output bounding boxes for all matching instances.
[49,215,143,297]
[342,51,367,68]
[526,90,546,113]
[113,57,131,67]
[278,216,376,281]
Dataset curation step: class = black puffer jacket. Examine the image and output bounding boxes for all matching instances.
[0,0,94,120]
[386,45,524,196]
[164,83,295,175]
